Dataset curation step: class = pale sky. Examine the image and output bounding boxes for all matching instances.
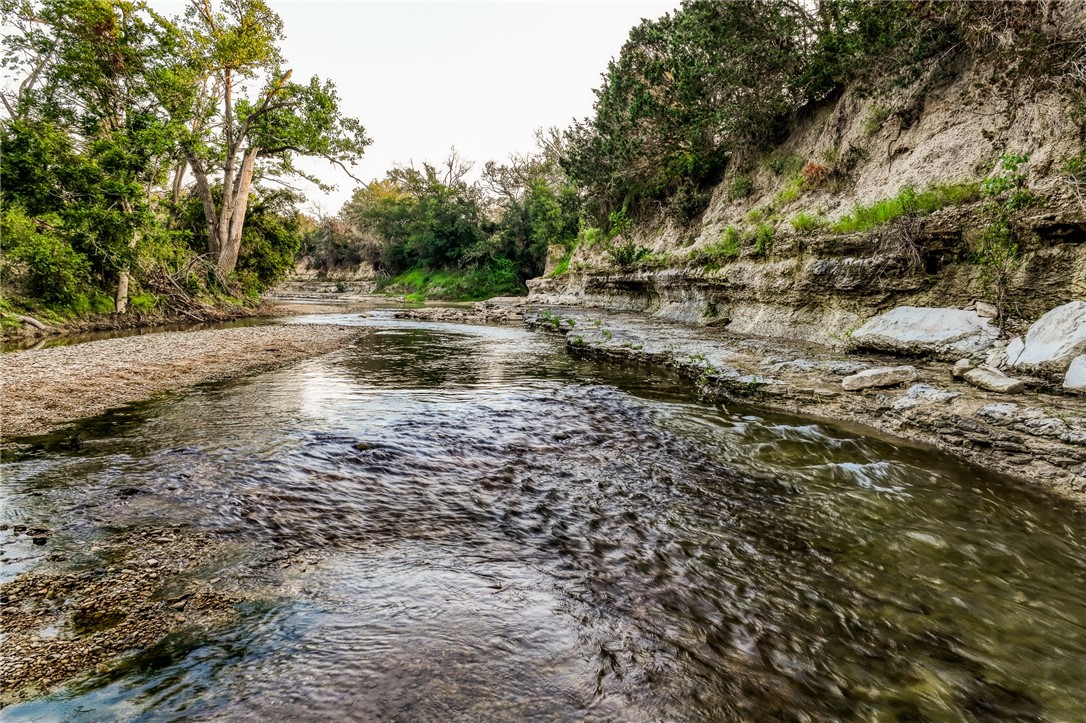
[149,1,680,214]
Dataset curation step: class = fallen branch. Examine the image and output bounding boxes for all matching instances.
[5,313,50,331]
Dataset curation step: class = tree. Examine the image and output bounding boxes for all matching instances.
[180,0,369,275]
[1,0,183,311]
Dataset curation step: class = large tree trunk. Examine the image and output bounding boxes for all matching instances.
[114,200,141,313]
[217,145,259,274]
[190,158,220,256]
[171,160,187,205]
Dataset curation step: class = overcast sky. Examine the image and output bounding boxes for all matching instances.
[149,1,679,214]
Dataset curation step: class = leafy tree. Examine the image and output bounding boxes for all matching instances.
[179,0,370,274]
[1,0,181,311]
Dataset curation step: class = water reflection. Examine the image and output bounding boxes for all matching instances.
[2,315,1085,721]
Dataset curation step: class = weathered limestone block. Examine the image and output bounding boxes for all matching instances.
[1065,356,1086,393]
[851,306,998,358]
[963,366,1026,394]
[842,365,918,391]
[985,344,1010,369]
[952,358,974,379]
[892,384,961,411]
[1007,301,1086,377]
[1005,336,1025,364]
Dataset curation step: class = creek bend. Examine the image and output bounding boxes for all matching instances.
[2,312,1085,721]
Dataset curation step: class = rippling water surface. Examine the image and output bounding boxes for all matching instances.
[3,312,1086,721]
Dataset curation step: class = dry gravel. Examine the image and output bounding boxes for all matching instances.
[1,323,360,438]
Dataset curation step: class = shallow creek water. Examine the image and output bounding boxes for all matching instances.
[2,312,1085,721]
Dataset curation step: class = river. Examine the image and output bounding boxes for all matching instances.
[2,312,1085,721]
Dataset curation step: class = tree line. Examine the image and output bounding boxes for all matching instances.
[1,0,367,316]
[304,0,1081,297]
[4,0,1079,315]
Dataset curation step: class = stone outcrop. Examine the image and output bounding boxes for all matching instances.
[842,365,918,391]
[1007,301,1086,378]
[516,303,1086,503]
[849,306,999,359]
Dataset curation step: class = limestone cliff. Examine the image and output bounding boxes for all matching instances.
[532,31,1086,349]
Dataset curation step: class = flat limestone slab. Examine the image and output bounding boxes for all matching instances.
[842,365,918,391]
[850,306,998,358]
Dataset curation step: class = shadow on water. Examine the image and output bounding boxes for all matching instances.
[3,312,1086,721]
[1,317,272,353]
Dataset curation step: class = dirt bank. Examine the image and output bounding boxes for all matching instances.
[0,323,360,438]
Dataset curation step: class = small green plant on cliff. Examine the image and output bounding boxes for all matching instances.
[974,152,1035,323]
[607,240,651,268]
[1063,151,1086,186]
[775,174,805,204]
[1063,151,1086,207]
[830,182,981,233]
[862,105,892,136]
[764,152,804,177]
[637,252,674,269]
[689,227,742,266]
[726,176,754,201]
[790,212,828,233]
[752,223,776,257]
[549,251,573,277]
[570,335,585,348]
[603,206,650,268]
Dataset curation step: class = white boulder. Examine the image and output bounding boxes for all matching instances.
[1007,301,1086,377]
[842,365,918,391]
[1065,355,1086,393]
[1004,336,1025,366]
[851,306,999,358]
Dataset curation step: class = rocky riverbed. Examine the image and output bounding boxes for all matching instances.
[0,323,361,438]
[401,299,1086,505]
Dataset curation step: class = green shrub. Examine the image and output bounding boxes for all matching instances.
[549,247,575,277]
[1063,151,1086,188]
[607,240,651,268]
[379,259,525,302]
[2,206,91,307]
[607,205,633,239]
[831,182,981,233]
[790,212,827,232]
[667,181,712,224]
[764,153,804,177]
[862,105,892,136]
[776,174,805,204]
[752,223,776,256]
[689,226,742,266]
[726,176,754,201]
[130,293,157,312]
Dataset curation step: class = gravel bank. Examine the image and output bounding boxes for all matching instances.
[1,323,360,438]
